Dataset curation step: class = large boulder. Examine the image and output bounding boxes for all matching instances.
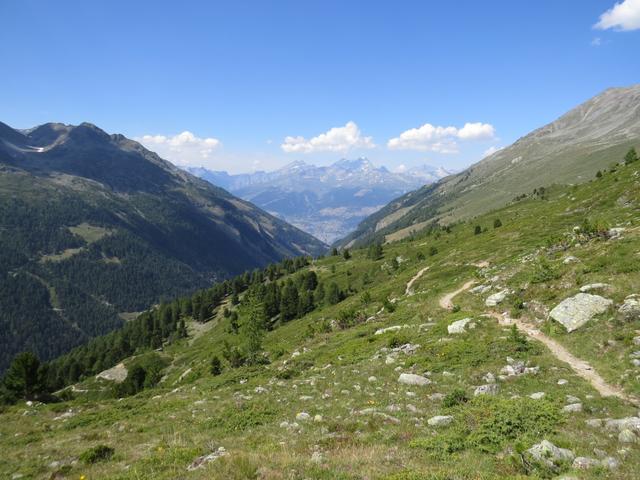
[427,415,453,427]
[526,440,575,468]
[447,318,473,334]
[398,373,431,386]
[619,295,640,321]
[485,290,509,307]
[549,293,613,332]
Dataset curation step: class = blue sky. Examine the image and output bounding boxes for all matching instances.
[1,0,639,173]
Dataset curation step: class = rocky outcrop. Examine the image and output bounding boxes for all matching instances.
[549,293,613,332]
[448,318,473,334]
[619,294,640,321]
[526,440,574,468]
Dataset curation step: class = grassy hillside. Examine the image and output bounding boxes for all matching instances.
[1,158,640,479]
[337,85,640,248]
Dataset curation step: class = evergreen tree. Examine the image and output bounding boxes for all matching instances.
[280,280,299,321]
[241,292,267,364]
[326,282,341,305]
[331,247,339,256]
[624,147,638,165]
[2,352,43,402]
[342,249,351,260]
[367,243,383,260]
[210,356,222,376]
[474,225,482,235]
[493,218,502,228]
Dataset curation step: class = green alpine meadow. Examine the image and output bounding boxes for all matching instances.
[2,1,640,479]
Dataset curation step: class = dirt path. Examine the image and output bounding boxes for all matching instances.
[438,280,476,309]
[488,311,639,405]
[435,280,639,405]
[405,266,430,295]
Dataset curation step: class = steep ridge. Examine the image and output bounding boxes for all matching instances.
[337,84,640,248]
[0,121,326,372]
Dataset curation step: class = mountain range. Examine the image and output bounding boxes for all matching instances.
[0,121,326,372]
[338,84,640,248]
[187,159,452,243]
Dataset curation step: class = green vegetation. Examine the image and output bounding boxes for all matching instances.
[1,156,640,479]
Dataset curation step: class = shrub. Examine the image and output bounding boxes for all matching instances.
[79,445,114,464]
[383,299,396,313]
[624,147,638,165]
[210,356,222,376]
[474,225,482,235]
[443,388,469,407]
[428,246,438,256]
[493,218,502,228]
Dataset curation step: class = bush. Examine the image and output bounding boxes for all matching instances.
[474,225,482,235]
[210,355,222,376]
[428,246,438,256]
[79,445,114,464]
[493,218,502,228]
[624,147,638,165]
[443,388,469,407]
[383,299,396,313]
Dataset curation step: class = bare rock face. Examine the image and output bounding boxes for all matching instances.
[448,318,473,334]
[485,290,509,307]
[549,293,613,332]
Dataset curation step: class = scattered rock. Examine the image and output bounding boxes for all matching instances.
[485,290,509,307]
[604,417,640,432]
[579,283,611,293]
[608,227,626,240]
[549,293,613,332]
[585,419,603,428]
[470,284,492,295]
[530,392,546,400]
[427,415,453,427]
[572,457,601,470]
[563,256,579,264]
[398,373,431,386]
[618,429,637,443]
[187,447,228,471]
[557,379,568,385]
[474,384,499,396]
[313,414,323,423]
[374,325,404,335]
[296,412,311,421]
[368,376,377,383]
[562,403,583,413]
[448,318,473,334]
[619,295,640,322]
[526,440,575,468]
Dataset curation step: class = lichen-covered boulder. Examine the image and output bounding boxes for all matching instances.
[549,293,613,332]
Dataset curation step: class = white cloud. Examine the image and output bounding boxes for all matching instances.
[281,121,375,153]
[591,37,602,46]
[595,0,640,31]
[137,131,222,167]
[387,122,495,152]
[457,122,495,140]
[482,146,503,158]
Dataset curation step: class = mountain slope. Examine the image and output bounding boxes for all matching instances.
[2,154,640,479]
[188,159,450,243]
[337,85,640,248]
[0,121,326,372]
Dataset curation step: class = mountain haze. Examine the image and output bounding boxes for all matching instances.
[0,121,326,372]
[337,85,640,248]
[188,159,450,243]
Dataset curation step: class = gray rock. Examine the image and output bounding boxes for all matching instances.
[474,384,499,396]
[572,457,601,469]
[398,373,431,386]
[530,392,546,400]
[619,295,640,321]
[296,412,311,421]
[566,395,581,403]
[618,429,637,443]
[579,283,611,293]
[375,325,404,335]
[563,256,579,264]
[526,440,575,467]
[549,293,613,332]
[448,318,472,334]
[600,457,620,469]
[470,284,492,294]
[485,290,509,307]
[427,415,454,427]
[585,418,603,428]
[187,447,228,471]
[605,417,640,432]
[562,403,583,413]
